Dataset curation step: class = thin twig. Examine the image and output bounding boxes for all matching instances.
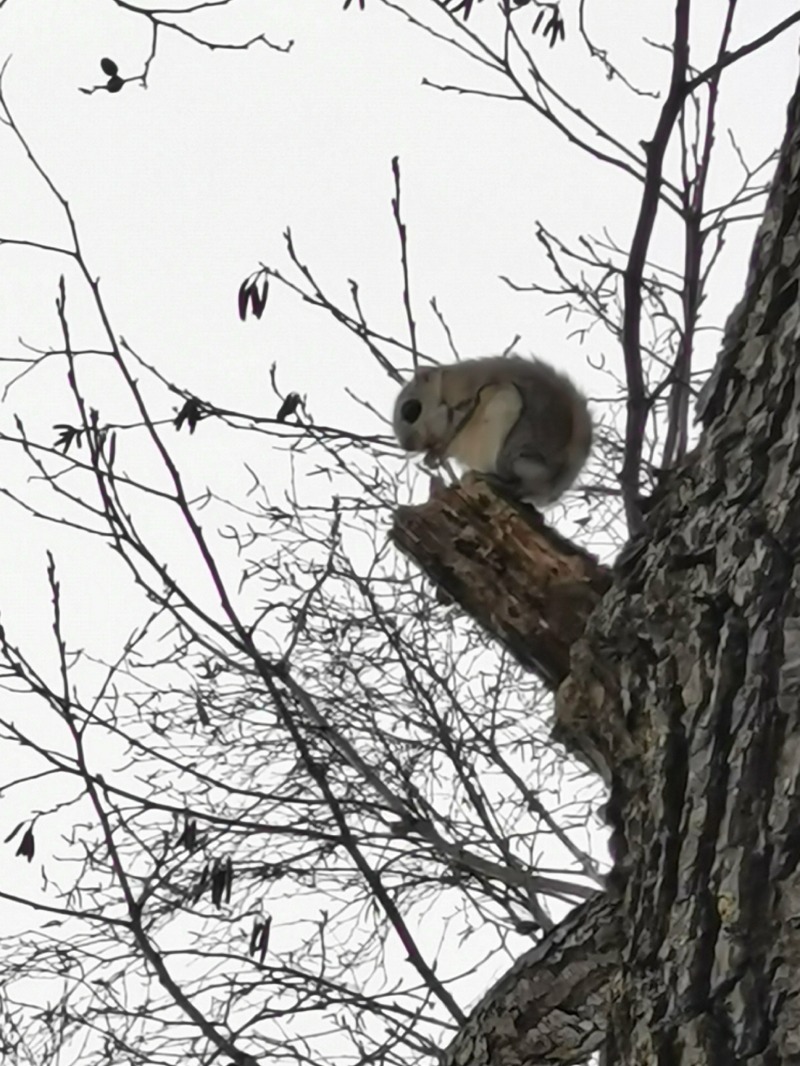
[391,157,419,368]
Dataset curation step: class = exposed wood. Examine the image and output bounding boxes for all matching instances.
[391,475,611,689]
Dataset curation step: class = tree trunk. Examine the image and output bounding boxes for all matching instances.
[393,67,800,1066]
[585,73,800,1062]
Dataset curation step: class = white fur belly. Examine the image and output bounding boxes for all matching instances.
[446,384,522,473]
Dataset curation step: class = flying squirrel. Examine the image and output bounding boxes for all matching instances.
[392,355,592,506]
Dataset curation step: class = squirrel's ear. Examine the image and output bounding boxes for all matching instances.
[426,367,445,401]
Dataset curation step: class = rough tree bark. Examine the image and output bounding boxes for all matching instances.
[588,70,800,1061]
[443,893,621,1066]
[393,67,800,1066]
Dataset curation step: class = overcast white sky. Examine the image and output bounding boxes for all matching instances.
[0,1,797,630]
[0,0,799,1056]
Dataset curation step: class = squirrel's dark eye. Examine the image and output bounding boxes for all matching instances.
[401,399,422,424]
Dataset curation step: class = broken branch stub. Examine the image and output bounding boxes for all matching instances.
[391,477,611,689]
